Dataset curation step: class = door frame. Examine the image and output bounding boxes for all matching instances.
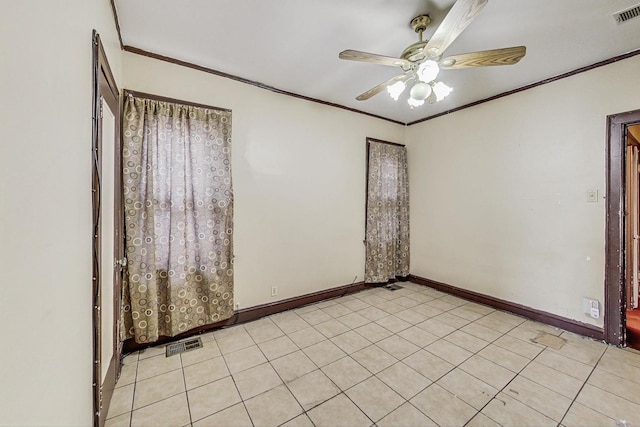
[625,143,640,310]
[92,30,122,427]
[604,109,640,346]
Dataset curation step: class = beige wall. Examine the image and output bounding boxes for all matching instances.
[0,1,122,425]
[123,52,405,308]
[3,2,639,422]
[406,54,640,328]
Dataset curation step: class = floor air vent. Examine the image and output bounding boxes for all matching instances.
[613,4,640,24]
[385,284,404,291]
[165,337,203,357]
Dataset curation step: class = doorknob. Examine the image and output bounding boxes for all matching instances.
[114,257,127,268]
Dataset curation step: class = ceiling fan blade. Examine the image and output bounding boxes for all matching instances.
[356,74,408,101]
[423,0,488,58]
[439,46,526,69]
[339,49,411,68]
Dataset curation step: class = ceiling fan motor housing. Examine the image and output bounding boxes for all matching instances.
[401,15,432,66]
[410,15,431,33]
[401,41,428,65]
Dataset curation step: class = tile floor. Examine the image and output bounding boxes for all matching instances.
[105,282,640,427]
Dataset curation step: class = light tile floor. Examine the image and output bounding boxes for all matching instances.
[106,282,640,427]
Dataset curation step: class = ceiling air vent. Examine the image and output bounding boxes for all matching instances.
[613,4,640,24]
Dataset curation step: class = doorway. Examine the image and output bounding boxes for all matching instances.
[625,124,640,349]
[605,109,640,347]
[92,31,123,427]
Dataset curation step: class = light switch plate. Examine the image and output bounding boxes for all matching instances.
[587,190,598,202]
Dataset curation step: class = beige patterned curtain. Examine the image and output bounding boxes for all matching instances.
[365,141,410,283]
[121,94,234,343]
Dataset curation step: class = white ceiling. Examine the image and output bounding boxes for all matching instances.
[114,0,640,124]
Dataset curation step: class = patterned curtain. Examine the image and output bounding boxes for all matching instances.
[121,94,234,343]
[365,141,410,283]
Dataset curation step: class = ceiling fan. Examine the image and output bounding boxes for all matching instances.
[338,0,526,107]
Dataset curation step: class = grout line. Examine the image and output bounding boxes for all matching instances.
[125,372,190,413]
[250,330,316,425]
[374,292,537,426]
[229,376,256,426]
[128,355,139,427]
[179,352,194,426]
[353,287,462,421]
[464,330,610,426]
[240,318,357,425]
[338,389,377,426]
[213,333,256,426]
[583,364,640,409]
[460,342,544,426]
[476,356,537,410]
[184,330,256,425]
[557,348,607,426]
[300,289,417,422]
[343,287,529,424]
[345,287,492,422]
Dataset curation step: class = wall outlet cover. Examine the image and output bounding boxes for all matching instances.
[583,297,600,318]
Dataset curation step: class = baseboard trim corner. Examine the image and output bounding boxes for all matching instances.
[408,274,604,341]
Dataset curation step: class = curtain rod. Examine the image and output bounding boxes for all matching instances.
[366,137,405,147]
[124,89,232,113]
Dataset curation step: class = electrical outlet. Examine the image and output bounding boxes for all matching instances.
[271,286,278,297]
[590,300,600,318]
[583,297,600,318]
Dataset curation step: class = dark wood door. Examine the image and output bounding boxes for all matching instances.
[92,31,122,427]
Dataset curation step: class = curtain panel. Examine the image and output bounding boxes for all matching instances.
[121,95,234,343]
[365,141,410,283]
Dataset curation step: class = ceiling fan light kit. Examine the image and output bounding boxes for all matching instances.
[410,81,431,101]
[338,0,526,110]
[418,60,440,83]
[406,59,451,109]
[386,81,407,101]
[433,81,454,102]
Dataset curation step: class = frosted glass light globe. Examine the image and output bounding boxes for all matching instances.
[409,82,431,101]
[386,81,406,101]
[407,98,424,108]
[432,81,453,102]
[417,60,440,83]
